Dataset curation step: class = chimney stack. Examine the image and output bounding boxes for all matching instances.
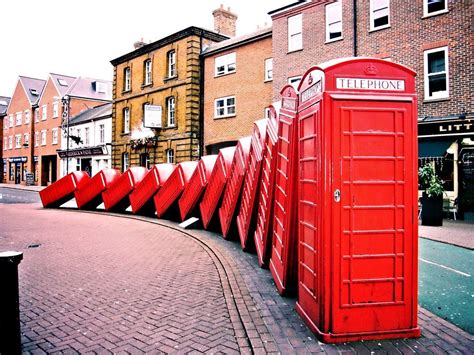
[213,4,238,37]
[133,38,146,49]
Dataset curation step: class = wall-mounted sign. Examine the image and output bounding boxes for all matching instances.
[144,105,162,128]
[419,118,473,138]
[57,146,105,158]
[336,78,405,91]
[8,156,27,163]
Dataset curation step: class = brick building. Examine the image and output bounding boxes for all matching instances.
[269,0,473,216]
[202,27,273,154]
[0,96,11,182]
[110,26,228,171]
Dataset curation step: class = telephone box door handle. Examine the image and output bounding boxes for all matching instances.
[334,189,341,202]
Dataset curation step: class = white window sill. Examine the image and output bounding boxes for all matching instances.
[287,48,303,54]
[422,9,448,19]
[264,79,273,83]
[214,71,236,78]
[214,114,236,120]
[325,36,343,44]
[369,24,391,33]
[423,96,450,103]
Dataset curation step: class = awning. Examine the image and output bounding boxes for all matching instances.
[418,138,454,158]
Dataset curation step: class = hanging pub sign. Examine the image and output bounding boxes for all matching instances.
[419,117,474,138]
[144,105,162,128]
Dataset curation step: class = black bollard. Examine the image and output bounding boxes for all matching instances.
[0,251,23,355]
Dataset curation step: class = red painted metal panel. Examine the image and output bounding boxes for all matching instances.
[199,147,236,230]
[75,169,121,210]
[178,155,218,221]
[269,85,299,296]
[295,58,419,343]
[40,171,90,208]
[129,164,175,215]
[254,105,280,267]
[101,167,148,212]
[218,136,252,239]
[236,120,267,250]
[154,161,198,219]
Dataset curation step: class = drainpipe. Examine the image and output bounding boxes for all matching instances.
[199,35,205,158]
[29,104,37,183]
[353,0,358,57]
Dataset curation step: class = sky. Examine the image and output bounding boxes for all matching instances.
[0,0,291,98]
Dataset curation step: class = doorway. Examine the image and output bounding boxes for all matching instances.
[81,158,92,176]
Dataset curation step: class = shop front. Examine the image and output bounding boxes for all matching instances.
[57,145,110,179]
[6,157,27,184]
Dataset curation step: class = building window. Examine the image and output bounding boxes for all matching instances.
[15,134,21,148]
[85,127,90,145]
[41,130,46,146]
[35,132,39,147]
[3,139,7,151]
[52,128,58,145]
[264,58,273,81]
[99,124,105,144]
[24,133,29,147]
[9,115,13,127]
[166,149,174,164]
[122,152,129,172]
[42,105,47,120]
[288,75,302,87]
[424,0,447,17]
[326,0,342,41]
[34,108,39,123]
[142,102,149,122]
[214,96,236,118]
[124,67,131,91]
[16,112,22,126]
[215,52,236,76]
[370,0,390,31]
[167,97,175,127]
[24,110,30,124]
[424,46,449,100]
[140,153,150,169]
[123,107,130,134]
[144,59,152,85]
[76,129,82,147]
[168,50,176,78]
[53,101,59,118]
[8,136,13,149]
[288,14,303,52]
[4,117,8,130]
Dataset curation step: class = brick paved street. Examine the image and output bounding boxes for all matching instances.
[0,200,473,354]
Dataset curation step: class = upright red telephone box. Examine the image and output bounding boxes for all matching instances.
[296,58,420,343]
[269,85,299,295]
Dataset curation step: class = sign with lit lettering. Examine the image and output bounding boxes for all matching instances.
[419,118,474,137]
[336,78,405,91]
[301,80,322,102]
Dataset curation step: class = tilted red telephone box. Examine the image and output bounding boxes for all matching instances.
[178,155,218,221]
[253,104,280,267]
[295,58,420,343]
[218,136,252,240]
[40,171,90,208]
[269,85,300,296]
[75,168,121,210]
[236,120,267,250]
[200,147,236,231]
[154,161,198,219]
[130,164,175,215]
[102,167,148,212]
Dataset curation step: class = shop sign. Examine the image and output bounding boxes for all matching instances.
[419,118,473,137]
[336,78,405,91]
[8,156,27,163]
[25,172,35,186]
[57,146,105,158]
[144,105,162,128]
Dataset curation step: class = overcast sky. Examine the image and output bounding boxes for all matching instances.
[0,0,291,98]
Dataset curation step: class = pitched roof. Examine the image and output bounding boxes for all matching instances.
[67,77,112,102]
[18,76,46,105]
[50,73,77,96]
[0,96,10,115]
[202,27,272,56]
[69,103,112,126]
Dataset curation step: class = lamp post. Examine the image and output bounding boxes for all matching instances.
[61,95,70,175]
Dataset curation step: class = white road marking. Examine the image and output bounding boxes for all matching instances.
[419,257,471,277]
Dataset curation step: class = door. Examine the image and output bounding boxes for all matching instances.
[81,158,92,177]
[331,99,415,334]
[15,163,21,184]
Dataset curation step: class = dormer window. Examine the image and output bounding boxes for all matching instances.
[95,81,107,93]
[29,88,38,96]
[58,79,68,87]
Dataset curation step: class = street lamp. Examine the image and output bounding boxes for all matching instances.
[61,95,70,175]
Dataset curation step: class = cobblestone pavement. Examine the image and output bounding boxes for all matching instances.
[0,202,473,354]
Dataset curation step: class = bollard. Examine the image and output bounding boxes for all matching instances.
[0,251,23,355]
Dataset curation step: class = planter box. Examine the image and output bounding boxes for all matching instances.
[421,193,443,226]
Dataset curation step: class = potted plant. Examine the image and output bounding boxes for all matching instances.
[419,164,445,226]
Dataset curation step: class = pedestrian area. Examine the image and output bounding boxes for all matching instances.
[0,203,473,354]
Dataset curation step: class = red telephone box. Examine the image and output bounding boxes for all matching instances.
[75,168,121,210]
[178,155,218,221]
[218,137,252,240]
[269,85,300,296]
[130,164,175,215]
[154,161,198,219]
[102,167,148,212]
[40,171,90,208]
[295,58,420,343]
[254,105,280,267]
[200,147,236,230]
[236,120,267,250]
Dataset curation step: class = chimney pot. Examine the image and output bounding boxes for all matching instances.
[213,4,238,37]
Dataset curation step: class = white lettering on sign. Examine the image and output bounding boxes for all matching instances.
[336,78,405,91]
[282,97,297,111]
[301,80,322,102]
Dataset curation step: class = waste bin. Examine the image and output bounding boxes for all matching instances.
[130,164,175,215]
[218,136,252,240]
[295,58,420,342]
[154,161,198,219]
[75,168,121,210]
[40,171,90,208]
[178,155,218,221]
[102,167,148,212]
[269,85,299,296]
[200,147,236,231]
[236,119,267,250]
[254,104,280,267]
